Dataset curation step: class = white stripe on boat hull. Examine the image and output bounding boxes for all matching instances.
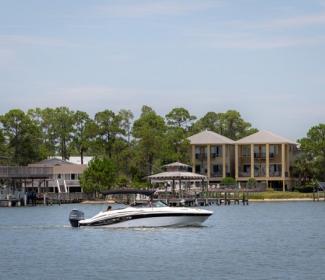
[99,215,210,228]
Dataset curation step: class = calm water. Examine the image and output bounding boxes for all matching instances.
[0,202,324,280]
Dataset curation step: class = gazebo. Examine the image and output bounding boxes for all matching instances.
[147,162,207,196]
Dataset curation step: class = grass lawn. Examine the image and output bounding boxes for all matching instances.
[249,191,322,200]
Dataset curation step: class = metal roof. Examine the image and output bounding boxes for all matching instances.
[101,189,156,196]
[236,130,297,145]
[148,171,207,181]
[188,130,235,145]
[30,158,73,167]
[162,162,191,169]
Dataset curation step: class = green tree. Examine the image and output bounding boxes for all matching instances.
[0,128,7,162]
[53,107,75,160]
[292,154,315,185]
[163,108,194,163]
[220,110,257,140]
[165,107,196,130]
[298,123,325,181]
[191,112,223,133]
[29,107,75,159]
[132,106,166,176]
[247,178,257,189]
[72,111,93,164]
[192,110,257,140]
[28,108,55,158]
[94,110,124,157]
[0,109,42,165]
[221,177,237,187]
[118,109,134,144]
[79,157,117,194]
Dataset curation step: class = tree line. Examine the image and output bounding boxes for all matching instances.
[0,106,324,189]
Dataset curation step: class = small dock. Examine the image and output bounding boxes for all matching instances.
[0,198,23,207]
[160,189,251,207]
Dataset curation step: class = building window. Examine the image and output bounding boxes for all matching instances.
[269,145,279,158]
[211,145,222,158]
[242,145,250,157]
[212,164,222,177]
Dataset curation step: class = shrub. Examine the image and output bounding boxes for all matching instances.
[221,177,237,187]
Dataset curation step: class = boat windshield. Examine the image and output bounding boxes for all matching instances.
[152,200,168,207]
[130,200,168,208]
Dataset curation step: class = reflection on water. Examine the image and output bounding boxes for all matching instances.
[0,202,325,280]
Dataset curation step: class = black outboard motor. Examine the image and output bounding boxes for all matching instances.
[69,209,85,227]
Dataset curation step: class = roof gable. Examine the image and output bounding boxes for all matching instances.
[236,130,297,145]
[31,158,73,167]
[188,130,235,145]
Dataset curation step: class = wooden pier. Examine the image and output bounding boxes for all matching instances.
[159,189,251,207]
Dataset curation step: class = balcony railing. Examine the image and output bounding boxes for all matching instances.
[254,153,266,159]
[211,172,223,177]
[195,153,207,160]
[0,166,53,178]
[269,171,281,177]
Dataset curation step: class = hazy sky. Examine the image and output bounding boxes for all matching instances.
[1,0,325,140]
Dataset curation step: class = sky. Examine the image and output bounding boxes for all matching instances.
[0,0,325,141]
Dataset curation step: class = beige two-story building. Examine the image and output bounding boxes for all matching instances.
[188,130,298,190]
[188,130,235,183]
[235,130,298,191]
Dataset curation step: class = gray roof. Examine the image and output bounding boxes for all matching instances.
[188,130,235,145]
[236,130,297,145]
[31,158,73,167]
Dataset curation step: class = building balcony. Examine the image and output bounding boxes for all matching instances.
[239,172,250,177]
[211,172,223,177]
[254,153,266,159]
[195,154,207,160]
[269,171,281,177]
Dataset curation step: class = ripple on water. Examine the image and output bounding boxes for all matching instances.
[0,202,325,280]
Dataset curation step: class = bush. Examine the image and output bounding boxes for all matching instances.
[247,178,256,189]
[221,177,237,187]
[293,185,314,193]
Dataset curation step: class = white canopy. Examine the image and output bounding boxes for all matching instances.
[148,171,207,181]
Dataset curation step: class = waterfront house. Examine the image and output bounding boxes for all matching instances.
[188,130,235,183]
[235,130,298,191]
[28,158,87,193]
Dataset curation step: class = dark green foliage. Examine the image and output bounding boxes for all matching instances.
[132,106,166,176]
[4,106,313,191]
[0,109,42,165]
[247,178,257,189]
[296,123,325,182]
[192,110,257,140]
[221,177,237,186]
[79,158,117,193]
[292,185,314,193]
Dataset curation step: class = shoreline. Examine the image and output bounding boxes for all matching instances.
[250,198,315,202]
[81,200,116,204]
[80,198,320,204]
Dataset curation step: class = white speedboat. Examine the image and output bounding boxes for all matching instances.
[69,190,213,228]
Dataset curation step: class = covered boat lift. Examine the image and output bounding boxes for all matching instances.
[147,162,208,197]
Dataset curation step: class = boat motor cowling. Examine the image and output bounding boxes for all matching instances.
[69,209,85,227]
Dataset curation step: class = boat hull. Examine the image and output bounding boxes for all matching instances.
[97,214,211,228]
[72,207,213,228]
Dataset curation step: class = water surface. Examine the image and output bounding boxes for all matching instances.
[0,202,324,280]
